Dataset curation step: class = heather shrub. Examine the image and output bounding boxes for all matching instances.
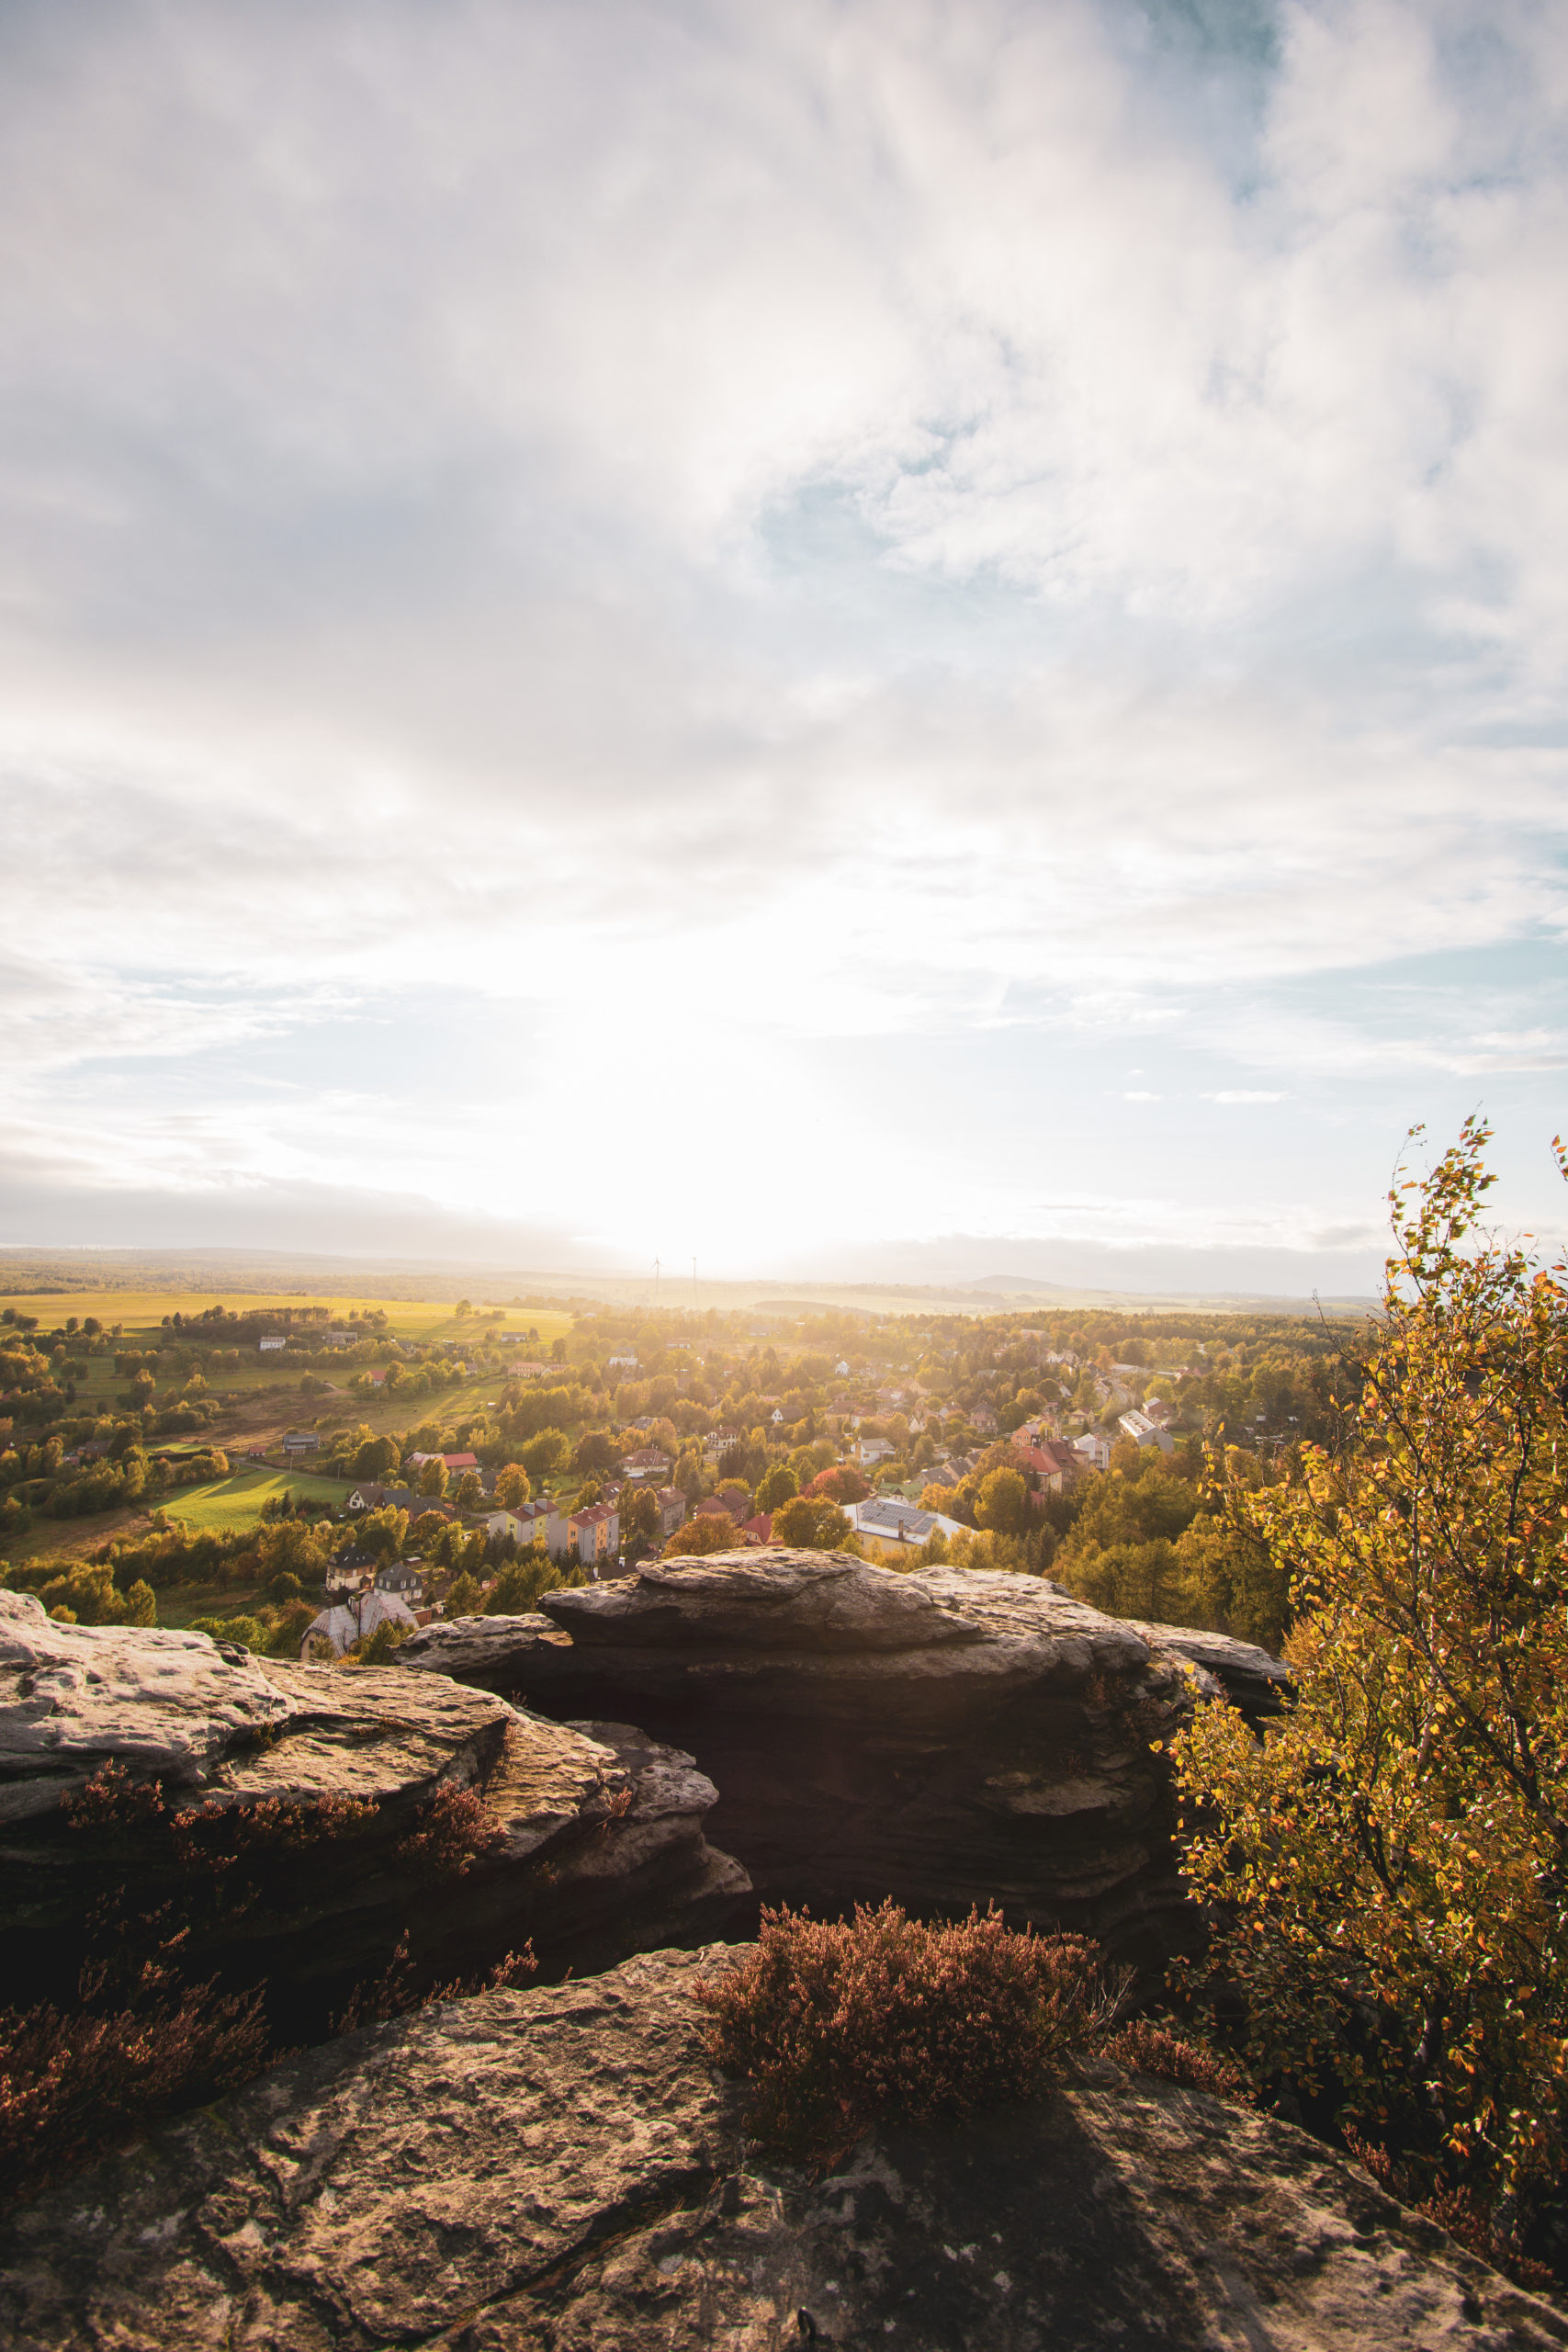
[697,1901,1122,2169]
[0,1973,265,2209]
[0,1760,516,2206]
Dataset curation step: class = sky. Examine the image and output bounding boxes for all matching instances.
[4,0,1567,1295]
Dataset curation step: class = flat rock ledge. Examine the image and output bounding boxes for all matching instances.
[0,1592,747,2018]
[3,1945,1561,2352]
[397,1555,1288,1972]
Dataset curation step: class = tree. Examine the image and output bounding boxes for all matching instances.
[662,1513,740,1557]
[974,1467,1030,1537]
[453,1470,484,1512]
[446,1569,484,1616]
[495,1462,532,1508]
[354,1433,400,1481]
[1173,1123,1568,2258]
[355,1506,409,1566]
[807,1464,870,1504]
[772,1495,852,1551]
[486,1551,561,1613]
[573,1430,618,1476]
[621,1487,660,1547]
[755,1463,800,1513]
[521,1429,570,1478]
[419,1457,449,1498]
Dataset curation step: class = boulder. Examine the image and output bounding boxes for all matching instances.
[0,1592,746,2030]
[3,1944,1561,2351]
[397,1553,1289,1970]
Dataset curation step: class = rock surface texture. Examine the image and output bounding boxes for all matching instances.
[398,1553,1288,1968]
[0,1591,745,2023]
[3,1944,1561,2352]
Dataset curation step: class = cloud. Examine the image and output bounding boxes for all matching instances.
[1,0,1566,1272]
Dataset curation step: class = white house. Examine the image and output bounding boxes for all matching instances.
[855,1436,896,1468]
[258,1335,287,1352]
[299,1588,418,1659]
[846,1496,965,1559]
[1072,1432,1111,1472]
[1118,1409,1174,1455]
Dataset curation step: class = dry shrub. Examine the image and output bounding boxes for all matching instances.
[392,1780,501,1881]
[1102,2017,1251,2100]
[1341,2128,1557,2294]
[0,1763,521,2208]
[0,1973,265,2209]
[334,1932,536,2034]
[696,1900,1122,2170]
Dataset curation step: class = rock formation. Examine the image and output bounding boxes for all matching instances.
[4,1943,1561,2351]
[397,1552,1289,1971]
[0,1591,746,2028]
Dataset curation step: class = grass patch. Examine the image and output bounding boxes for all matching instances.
[161,1469,347,1533]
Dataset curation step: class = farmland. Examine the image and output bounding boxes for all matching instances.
[0,1290,575,1346]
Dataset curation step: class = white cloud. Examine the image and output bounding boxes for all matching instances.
[2,0,1566,1270]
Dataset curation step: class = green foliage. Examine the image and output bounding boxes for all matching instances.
[770,1494,852,1550]
[754,1462,800,1512]
[494,1461,531,1507]
[663,1512,743,1556]
[485,1549,562,1614]
[974,1465,1030,1536]
[445,1569,484,1616]
[1173,1122,1568,2256]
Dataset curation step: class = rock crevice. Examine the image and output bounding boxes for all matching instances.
[398,1553,1288,1969]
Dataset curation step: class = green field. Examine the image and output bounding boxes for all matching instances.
[3,1289,575,1345]
[161,1467,349,1533]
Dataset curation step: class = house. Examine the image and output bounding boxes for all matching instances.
[570,1500,619,1575]
[488,1498,572,1556]
[300,1588,419,1659]
[1118,1408,1174,1455]
[654,1486,687,1537]
[374,1561,424,1600]
[1072,1432,1111,1471]
[970,1404,998,1434]
[281,1432,318,1458]
[1013,1438,1081,1494]
[703,1427,741,1462]
[621,1446,672,1481]
[607,1351,638,1372]
[739,1513,775,1545]
[406,1451,479,1474]
[855,1436,895,1468]
[694,1496,739,1522]
[769,1408,784,1426]
[258,1336,287,1352]
[506,1361,550,1379]
[325,1545,376,1594]
[346,1484,421,1514]
[845,1497,964,1559]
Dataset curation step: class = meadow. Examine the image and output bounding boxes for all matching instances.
[4,1290,575,1346]
[160,1467,349,1533]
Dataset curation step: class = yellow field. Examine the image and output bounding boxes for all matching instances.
[1,1292,576,1345]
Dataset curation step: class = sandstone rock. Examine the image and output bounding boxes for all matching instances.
[398,1554,1288,1971]
[0,1606,746,2030]
[4,1945,1561,2351]
[0,1589,296,1816]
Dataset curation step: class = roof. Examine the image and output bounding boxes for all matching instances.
[849,1497,964,1544]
